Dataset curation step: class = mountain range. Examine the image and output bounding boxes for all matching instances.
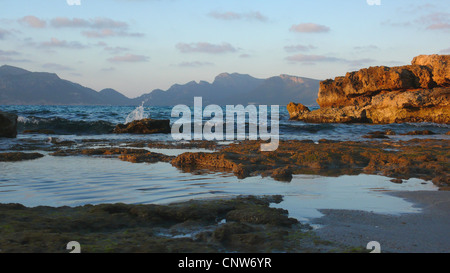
[0,65,320,106]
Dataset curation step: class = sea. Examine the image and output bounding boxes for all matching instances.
[1,105,449,223]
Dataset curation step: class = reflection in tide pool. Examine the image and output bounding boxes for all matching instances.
[0,154,437,223]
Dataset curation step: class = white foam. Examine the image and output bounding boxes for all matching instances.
[125,101,149,124]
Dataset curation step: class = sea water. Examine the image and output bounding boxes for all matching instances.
[0,105,447,222]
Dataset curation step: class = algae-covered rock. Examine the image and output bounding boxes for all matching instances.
[0,111,18,138]
[0,195,318,253]
[113,118,170,134]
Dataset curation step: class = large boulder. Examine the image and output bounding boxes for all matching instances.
[288,54,450,124]
[0,111,18,138]
[287,102,310,120]
[113,118,171,134]
[412,54,450,86]
[317,65,436,108]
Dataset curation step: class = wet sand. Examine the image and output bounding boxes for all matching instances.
[312,190,450,253]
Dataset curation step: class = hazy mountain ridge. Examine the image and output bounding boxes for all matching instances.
[0,65,320,106]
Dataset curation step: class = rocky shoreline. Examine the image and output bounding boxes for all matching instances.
[0,132,448,253]
[288,54,450,124]
[2,136,449,189]
[0,195,347,253]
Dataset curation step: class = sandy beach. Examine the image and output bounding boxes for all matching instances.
[312,190,450,253]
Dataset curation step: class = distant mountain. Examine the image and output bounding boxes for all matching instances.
[0,65,128,105]
[240,74,319,106]
[99,88,133,105]
[0,65,320,106]
[134,73,320,106]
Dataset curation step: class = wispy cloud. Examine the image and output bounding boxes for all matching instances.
[286,54,376,67]
[40,38,87,49]
[353,45,379,51]
[417,12,450,30]
[101,67,116,72]
[82,29,144,38]
[18,16,146,38]
[239,54,251,58]
[440,47,450,54]
[286,54,340,63]
[42,63,74,71]
[178,61,214,67]
[289,23,330,33]
[0,28,11,39]
[19,16,46,28]
[208,11,268,22]
[0,50,30,62]
[108,54,149,62]
[104,46,129,54]
[50,17,128,29]
[176,42,237,54]
[284,44,317,52]
[382,11,450,31]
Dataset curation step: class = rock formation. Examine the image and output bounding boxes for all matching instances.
[113,118,171,134]
[288,54,450,124]
[0,111,18,138]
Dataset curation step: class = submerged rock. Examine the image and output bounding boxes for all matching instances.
[170,139,449,189]
[401,130,436,135]
[23,129,56,135]
[0,152,44,162]
[288,54,450,124]
[113,118,170,134]
[0,195,321,253]
[0,111,18,138]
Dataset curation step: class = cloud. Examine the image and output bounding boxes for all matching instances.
[384,12,450,31]
[42,63,74,71]
[0,50,30,62]
[101,67,116,72]
[108,54,149,62]
[0,28,11,39]
[286,54,376,67]
[178,61,214,67]
[353,45,379,51]
[426,23,450,30]
[40,38,87,49]
[89,17,129,29]
[348,58,377,67]
[381,20,412,28]
[418,12,450,31]
[82,29,116,38]
[440,47,450,54]
[50,17,128,29]
[176,42,237,54]
[82,29,144,38]
[104,46,129,54]
[208,11,268,22]
[286,54,341,63]
[239,54,251,58]
[284,44,317,52]
[0,49,20,56]
[49,17,144,38]
[289,23,330,33]
[50,17,90,28]
[19,16,46,28]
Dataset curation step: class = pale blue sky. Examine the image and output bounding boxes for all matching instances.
[1,0,449,98]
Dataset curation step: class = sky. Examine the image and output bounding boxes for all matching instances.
[1,0,449,98]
